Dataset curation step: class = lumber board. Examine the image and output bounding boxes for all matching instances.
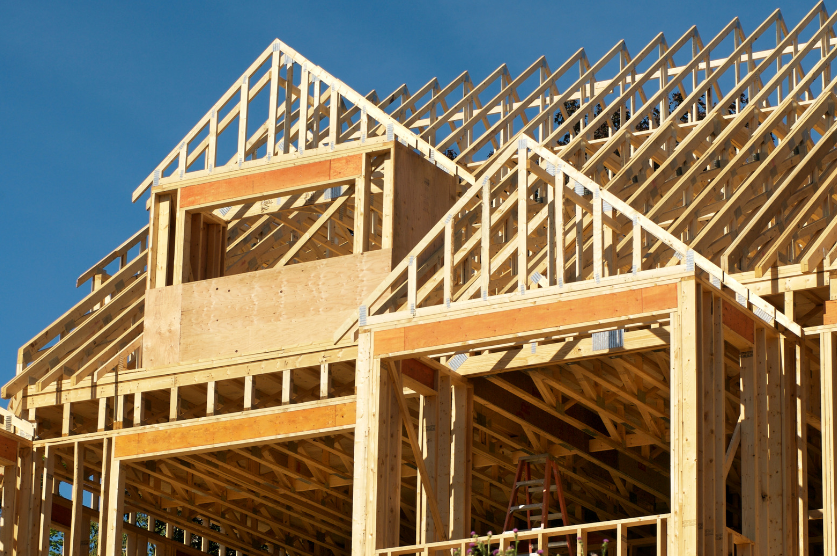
[374,283,677,355]
[178,154,362,208]
[113,398,356,460]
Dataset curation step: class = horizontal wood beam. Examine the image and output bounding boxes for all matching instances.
[374,283,678,356]
[178,155,362,209]
[113,398,355,460]
[400,358,437,395]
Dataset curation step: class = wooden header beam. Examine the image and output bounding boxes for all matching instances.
[373,282,678,356]
[113,397,355,460]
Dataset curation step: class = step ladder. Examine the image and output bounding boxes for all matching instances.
[503,454,574,556]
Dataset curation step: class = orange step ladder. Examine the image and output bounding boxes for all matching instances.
[503,454,575,556]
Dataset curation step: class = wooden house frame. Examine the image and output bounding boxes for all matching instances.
[4,4,837,555]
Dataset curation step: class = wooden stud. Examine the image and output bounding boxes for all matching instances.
[713,294,726,556]
[115,394,125,430]
[281,370,293,406]
[282,60,294,155]
[822,330,837,556]
[449,383,472,540]
[237,76,249,164]
[443,217,454,306]
[266,49,280,159]
[38,446,54,556]
[69,442,85,556]
[796,337,809,556]
[319,363,330,400]
[298,66,309,153]
[98,438,112,556]
[375,357,401,550]
[756,327,769,553]
[354,155,371,254]
[670,279,699,555]
[436,374,452,538]
[352,332,375,556]
[105,454,126,556]
[153,195,172,289]
[63,401,73,437]
[481,176,490,298]
[206,381,217,417]
[97,398,108,432]
[381,151,395,250]
[328,82,339,150]
[243,376,256,410]
[766,334,783,556]
[741,343,759,552]
[169,386,180,422]
[517,141,528,293]
[133,392,144,427]
[0,461,16,556]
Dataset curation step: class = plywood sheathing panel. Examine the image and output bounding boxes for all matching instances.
[392,142,457,263]
[374,283,678,355]
[144,249,392,367]
[143,286,182,368]
[179,154,362,208]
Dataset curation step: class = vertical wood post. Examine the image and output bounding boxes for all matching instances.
[133,392,144,427]
[381,150,395,250]
[266,48,280,159]
[70,442,86,556]
[713,295,726,556]
[98,398,109,432]
[796,337,809,556]
[28,446,45,556]
[417,383,439,544]
[104,451,125,556]
[206,382,217,417]
[670,278,699,556]
[352,331,380,556]
[281,370,293,405]
[741,338,760,555]
[0,459,17,556]
[436,375,452,536]
[375,360,402,549]
[354,155,371,254]
[821,330,837,556]
[755,328,769,553]
[38,446,55,556]
[480,177,491,299]
[320,363,330,400]
[169,387,180,422]
[98,438,112,556]
[152,194,173,289]
[16,447,34,556]
[450,383,473,540]
[765,334,784,556]
[243,376,256,410]
[517,141,528,294]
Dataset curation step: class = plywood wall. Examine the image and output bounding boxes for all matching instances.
[144,249,392,368]
[392,143,457,263]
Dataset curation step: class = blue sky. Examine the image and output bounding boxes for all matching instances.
[0,0,825,379]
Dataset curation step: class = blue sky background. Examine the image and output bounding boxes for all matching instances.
[0,0,825,382]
